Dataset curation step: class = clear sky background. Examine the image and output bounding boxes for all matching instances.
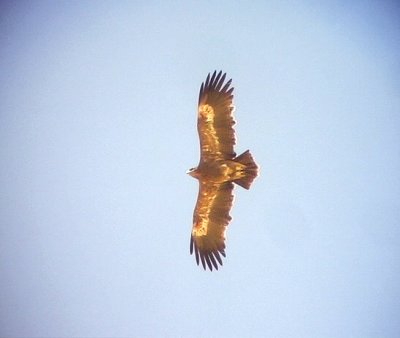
[1,1,399,337]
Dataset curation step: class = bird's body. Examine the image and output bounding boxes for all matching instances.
[188,159,246,183]
[188,71,259,271]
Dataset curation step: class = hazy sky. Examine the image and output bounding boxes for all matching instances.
[1,1,399,337]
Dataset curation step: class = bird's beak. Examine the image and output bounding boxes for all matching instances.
[186,168,197,178]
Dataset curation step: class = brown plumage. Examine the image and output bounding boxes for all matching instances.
[187,71,259,271]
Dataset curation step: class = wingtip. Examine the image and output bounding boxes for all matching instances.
[199,71,233,102]
[190,236,225,271]
[205,254,213,271]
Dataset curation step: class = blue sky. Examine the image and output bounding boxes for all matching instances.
[1,1,399,337]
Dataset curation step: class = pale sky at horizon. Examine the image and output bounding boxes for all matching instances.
[1,1,399,337]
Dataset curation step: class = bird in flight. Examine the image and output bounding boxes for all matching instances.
[187,71,259,271]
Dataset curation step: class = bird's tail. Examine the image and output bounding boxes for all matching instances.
[233,150,259,190]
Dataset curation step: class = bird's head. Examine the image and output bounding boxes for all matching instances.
[186,167,199,179]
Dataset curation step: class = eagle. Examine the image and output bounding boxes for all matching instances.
[187,71,259,271]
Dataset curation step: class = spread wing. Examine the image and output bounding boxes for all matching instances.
[190,181,234,270]
[198,71,236,161]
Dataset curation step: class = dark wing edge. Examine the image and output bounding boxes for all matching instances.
[190,233,226,272]
[198,70,234,106]
[190,181,234,271]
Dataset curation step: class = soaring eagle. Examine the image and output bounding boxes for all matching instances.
[187,71,259,271]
